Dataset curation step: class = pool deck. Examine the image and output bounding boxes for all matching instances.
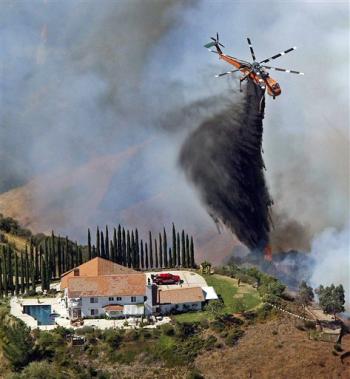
[10,295,171,331]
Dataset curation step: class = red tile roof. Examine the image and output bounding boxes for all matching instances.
[158,287,204,304]
[61,257,136,289]
[67,274,146,298]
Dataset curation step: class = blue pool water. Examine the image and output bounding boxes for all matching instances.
[23,305,55,325]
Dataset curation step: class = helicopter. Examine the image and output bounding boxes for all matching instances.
[204,34,304,98]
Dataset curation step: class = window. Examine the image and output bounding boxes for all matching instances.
[90,309,98,316]
[90,297,98,304]
[116,297,122,301]
[108,297,114,301]
[131,296,136,303]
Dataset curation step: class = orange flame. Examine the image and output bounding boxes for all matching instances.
[264,245,272,261]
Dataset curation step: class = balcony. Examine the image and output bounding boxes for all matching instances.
[69,298,82,307]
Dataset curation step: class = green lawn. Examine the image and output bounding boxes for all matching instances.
[173,273,261,323]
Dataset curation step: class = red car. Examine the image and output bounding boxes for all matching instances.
[152,273,181,285]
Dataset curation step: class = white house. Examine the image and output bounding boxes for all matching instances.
[65,274,146,319]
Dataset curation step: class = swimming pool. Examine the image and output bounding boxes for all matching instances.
[23,304,55,325]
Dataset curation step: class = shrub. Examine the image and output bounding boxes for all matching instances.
[186,369,204,379]
[200,319,209,329]
[103,328,123,349]
[161,323,175,336]
[272,330,278,335]
[0,319,34,370]
[334,343,343,352]
[210,320,225,332]
[11,361,63,379]
[225,328,244,347]
[204,335,217,350]
[175,322,199,340]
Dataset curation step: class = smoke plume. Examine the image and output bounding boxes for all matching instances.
[179,81,272,251]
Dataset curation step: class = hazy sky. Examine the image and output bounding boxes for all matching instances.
[0,1,348,258]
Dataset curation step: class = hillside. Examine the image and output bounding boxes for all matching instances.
[0,144,240,264]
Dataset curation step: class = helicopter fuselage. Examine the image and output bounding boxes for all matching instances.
[219,53,282,97]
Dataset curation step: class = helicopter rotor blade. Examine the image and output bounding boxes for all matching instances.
[262,65,304,75]
[247,37,256,61]
[215,68,240,78]
[260,46,297,64]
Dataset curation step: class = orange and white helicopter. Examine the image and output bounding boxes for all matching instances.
[204,34,304,98]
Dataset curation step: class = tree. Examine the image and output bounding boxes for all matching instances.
[181,230,185,268]
[96,226,100,257]
[0,319,34,370]
[190,236,195,268]
[149,231,153,269]
[135,229,140,269]
[204,299,224,318]
[154,238,158,269]
[15,254,19,296]
[159,233,163,268]
[57,235,62,276]
[126,231,131,268]
[298,281,314,309]
[100,231,105,258]
[172,223,177,268]
[177,232,181,267]
[145,242,149,270]
[87,229,92,260]
[112,228,117,262]
[163,228,168,268]
[105,226,110,259]
[185,234,190,268]
[140,240,144,269]
[117,225,122,264]
[318,284,345,318]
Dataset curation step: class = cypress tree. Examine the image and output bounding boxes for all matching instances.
[100,231,105,258]
[163,228,168,268]
[122,228,126,266]
[149,231,153,269]
[51,231,56,278]
[30,248,35,292]
[154,239,158,269]
[168,248,172,268]
[92,245,96,259]
[135,229,140,269]
[57,236,62,276]
[25,247,30,293]
[0,256,3,297]
[177,233,181,267]
[105,226,109,259]
[181,231,186,268]
[117,225,122,264]
[185,234,190,268]
[62,243,66,273]
[14,253,19,296]
[190,236,195,267]
[63,237,68,271]
[110,241,114,263]
[96,226,100,257]
[145,242,149,270]
[131,231,136,268]
[41,255,46,292]
[159,233,163,268]
[34,243,39,282]
[172,224,177,268]
[140,241,144,270]
[126,230,131,267]
[113,228,117,262]
[44,246,50,291]
[1,248,7,297]
[20,250,25,294]
[88,229,92,260]
[8,246,14,295]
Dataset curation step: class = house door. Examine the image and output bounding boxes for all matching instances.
[72,308,82,318]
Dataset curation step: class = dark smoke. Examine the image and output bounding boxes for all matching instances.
[179,81,272,251]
